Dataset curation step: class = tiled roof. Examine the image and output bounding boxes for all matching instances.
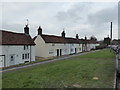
[34,34,83,44]
[33,36,37,41]
[0,30,35,45]
[33,34,98,44]
[41,35,67,43]
[89,40,98,44]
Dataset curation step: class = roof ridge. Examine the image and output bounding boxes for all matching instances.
[42,34,78,40]
[0,30,24,35]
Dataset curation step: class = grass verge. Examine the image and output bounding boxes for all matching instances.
[2,49,116,88]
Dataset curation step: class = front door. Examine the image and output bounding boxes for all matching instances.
[0,55,5,67]
[60,49,62,56]
[57,49,59,56]
[10,55,15,66]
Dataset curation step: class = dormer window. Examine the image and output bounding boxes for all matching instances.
[24,45,29,50]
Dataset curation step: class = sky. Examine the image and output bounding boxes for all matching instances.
[0,1,119,40]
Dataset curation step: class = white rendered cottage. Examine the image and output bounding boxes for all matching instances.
[81,36,99,52]
[89,40,100,50]
[34,27,83,58]
[0,25,35,67]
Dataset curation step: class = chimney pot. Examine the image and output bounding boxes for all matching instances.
[76,34,79,39]
[61,31,65,38]
[24,25,29,35]
[38,26,42,35]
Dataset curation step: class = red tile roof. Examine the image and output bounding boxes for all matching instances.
[33,33,98,44]
[34,34,84,44]
[0,30,35,45]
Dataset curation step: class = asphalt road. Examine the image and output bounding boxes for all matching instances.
[0,50,100,73]
[116,76,120,90]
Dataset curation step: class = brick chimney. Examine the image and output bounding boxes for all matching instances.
[76,34,79,39]
[24,25,29,35]
[85,36,87,40]
[61,31,65,38]
[38,26,42,35]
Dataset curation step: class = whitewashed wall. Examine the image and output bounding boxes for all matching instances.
[35,35,83,57]
[90,44,100,50]
[0,45,35,67]
[74,44,82,53]
[90,44,96,49]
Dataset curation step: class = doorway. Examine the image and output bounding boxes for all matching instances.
[60,49,62,56]
[0,55,5,67]
[57,49,59,56]
[75,48,77,53]
[10,55,15,66]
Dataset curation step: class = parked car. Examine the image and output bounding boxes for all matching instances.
[116,49,120,77]
[109,45,119,52]
[116,46,120,54]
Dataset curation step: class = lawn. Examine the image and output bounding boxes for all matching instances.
[2,49,116,88]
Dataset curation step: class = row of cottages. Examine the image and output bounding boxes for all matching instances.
[33,26,99,58]
[0,25,35,67]
[0,25,99,67]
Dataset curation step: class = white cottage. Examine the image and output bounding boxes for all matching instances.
[81,36,99,52]
[89,40,100,50]
[0,25,35,67]
[34,27,83,58]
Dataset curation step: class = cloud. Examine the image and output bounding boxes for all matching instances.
[56,2,92,24]
[55,2,118,39]
[1,2,118,40]
[88,5,118,25]
[87,5,118,39]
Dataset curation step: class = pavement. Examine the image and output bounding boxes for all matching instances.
[0,50,100,73]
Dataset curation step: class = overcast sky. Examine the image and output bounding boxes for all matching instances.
[1,2,118,40]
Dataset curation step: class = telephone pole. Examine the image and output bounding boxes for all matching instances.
[110,22,112,52]
[110,22,112,41]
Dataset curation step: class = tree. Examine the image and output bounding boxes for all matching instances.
[90,35,97,41]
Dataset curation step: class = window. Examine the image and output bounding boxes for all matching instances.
[24,45,29,50]
[49,52,54,54]
[52,43,55,46]
[28,53,29,59]
[22,53,29,59]
[79,48,81,51]
[49,50,54,54]
[22,54,24,59]
[71,44,74,46]
[70,49,73,52]
[24,46,25,50]
[26,46,28,49]
[25,54,27,59]
[65,49,67,53]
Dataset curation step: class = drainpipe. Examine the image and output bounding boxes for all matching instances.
[30,45,31,62]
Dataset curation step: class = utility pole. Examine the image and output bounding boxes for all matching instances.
[110,22,112,52]
[110,22,112,41]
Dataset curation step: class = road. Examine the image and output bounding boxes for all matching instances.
[1,50,99,73]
